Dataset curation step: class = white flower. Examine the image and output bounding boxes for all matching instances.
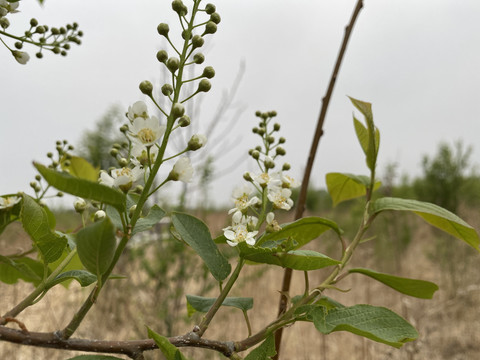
[127,101,149,122]
[100,166,143,192]
[266,212,281,233]
[267,187,294,211]
[0,195,21,210]
[223,213,258,247]
[252,172,281,189]
[0,0,19,12]
[12,51,30,65]
[131,143,158,166]
[271,171,301,189]
[169,157,194,183]
[228,184,260,214]
[128,116,165,146]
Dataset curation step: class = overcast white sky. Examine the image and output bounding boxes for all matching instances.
[1,0,480,208]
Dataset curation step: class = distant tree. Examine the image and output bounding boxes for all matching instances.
[77,105,125,170]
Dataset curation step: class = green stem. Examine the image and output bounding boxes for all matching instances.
[197,258,245,337]
[1,248,78,324]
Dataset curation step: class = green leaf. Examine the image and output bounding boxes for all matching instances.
[241,246,340,271]
[62,156,99,182]
[21,194,67,263]
[244,335,276,360]
[46,270,97,290]
[349,268,438,299]
[171,212,231,281]
[371,197,480,251]
[186,294,253,316]
[34,163,126,212]
[147,327,189,360]
[132,205,166,236]
[326,173,381,206]
[312,304,418,348]
[48,247,84,287]
[258,217,342,249]
[76,218,116,277]
[0,255,44,286]
[66,356,125,360]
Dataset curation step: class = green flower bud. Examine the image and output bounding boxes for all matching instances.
[197,79,211,92]
[161,83,174,96]
[52,47,60,54]
[276,146,286,156]
[192,35,204,49]
[178,115,191,127]
[257,128,265,136]
[171,103,185,119]
[0,8,7,17]
[134,185,144,194]
[51,27,60,35]
[36,52,43,59]
[267,135,275,144]
[265,158,275,169]
[35,175,41,181]
[24,31,32,38]
[0,18,10,29]
[193,53,205,64]
[61,51,67,56]
[139,80,153,96]
[36,26,46,34]
[205,3,216,14]
[202,66,215,79]
[273,123,281,131]
[182,30,192,40]
[172,0,188,16]
[282,163,291,171]
[251,150,260,160]
[47,152,53,158]
[60,27,66,34]
[278,137,286,144]
[255,146,262,152]
[156,50,168,63]
[14,42,22,49]
[57,192,64,198]
[118,157,128,167]
[248,149,254,155]
[119,124,129,133]
[157,23,170,37]
[243,172,253,182]
[255,111,262,117]
[129,205,137,218]
[30,181,37,189]
[94,210,106,222]
[210,12,221,24]
[268,110,277,117]
[166,57,180,73]
[252,127,259,134]
[63,43,71,50]
[187,134,207,151]
[63,160,71,167]
[30,18,39,27]
[204,21,217,35]
[113,143,122,150]
[110,148,119,157]
[74,197,87,213]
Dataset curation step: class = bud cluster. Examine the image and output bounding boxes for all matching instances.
[1,1,83,65]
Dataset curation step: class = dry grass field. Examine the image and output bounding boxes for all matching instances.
[1,207,480,360]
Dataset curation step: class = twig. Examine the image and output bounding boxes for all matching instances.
[273,1,364,358]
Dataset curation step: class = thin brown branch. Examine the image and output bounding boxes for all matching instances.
[273,1,364,359]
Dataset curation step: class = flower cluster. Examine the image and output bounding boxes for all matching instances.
[0,195,20,210]
[223,111,299,247]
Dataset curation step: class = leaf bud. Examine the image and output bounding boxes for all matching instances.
[205,3,216,14]
[157,23,170,37]
[278,137,286,144]
[267,135,275,144]
[36,26,46,34]
[202,66,215,79]
[166,57,180,73]
[161,83,174,96]
[178,115,191,127]
[118,157,128,167]
[282,163,291,171]
[187,134,207,151]
[74,198,87,213]
[94,210,106,222]
[30,18,39,27]
[139,80,153,96]
[243,172,253,182]
[276,146,286,156]
[204,21,217,35]
[171,103,185,119]
[193,53,205,64]
[156,50,168,63]
[251,150,260,160]
[192,35,204,49]
[273,123,280,131]
[210,12,221,24]
[197,79,211,92]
